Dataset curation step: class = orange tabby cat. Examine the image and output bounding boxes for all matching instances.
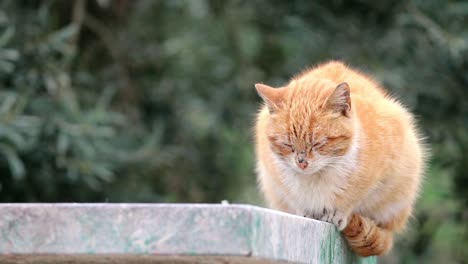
[254,61,426,257]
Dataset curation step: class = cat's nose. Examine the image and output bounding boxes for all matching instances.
[298,161,308,169]
[296,152,308,169]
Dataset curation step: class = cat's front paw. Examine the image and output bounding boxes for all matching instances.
[319,208,349,231]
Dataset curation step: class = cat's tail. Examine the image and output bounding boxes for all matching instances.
[343,214,393,257]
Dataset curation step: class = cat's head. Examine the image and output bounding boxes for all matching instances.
[256,78,355,175]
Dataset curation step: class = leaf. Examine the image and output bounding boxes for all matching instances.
[0,26,14,47]
[57,133,69,155]
[0,126,26,149]
[96,87,116,110]
[0,49,20,61]
[93,165,114,182]
[83,174,101,190]
[0,144,25,180]
[0,92,17,113]
[46,24,78,48]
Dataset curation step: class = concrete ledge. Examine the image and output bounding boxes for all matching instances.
[0,204,376,263]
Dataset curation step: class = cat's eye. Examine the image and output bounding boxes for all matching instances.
[283,143,294,152]
[312,140,326,149]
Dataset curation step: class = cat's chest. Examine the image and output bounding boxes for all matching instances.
[280,171,345,216]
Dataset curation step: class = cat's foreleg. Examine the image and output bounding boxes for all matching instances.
[312,208,350,230]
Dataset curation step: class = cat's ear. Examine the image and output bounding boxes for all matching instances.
[326,82,351,117]
[255,83,286,113]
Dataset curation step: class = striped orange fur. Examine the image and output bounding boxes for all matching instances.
[254,61,426,256]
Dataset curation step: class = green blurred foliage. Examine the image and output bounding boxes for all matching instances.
[0,0,467,262]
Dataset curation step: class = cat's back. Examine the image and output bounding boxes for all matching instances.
[303,61,411,124]
[301,61,387,100]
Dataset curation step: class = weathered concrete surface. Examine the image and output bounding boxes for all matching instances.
[0,204,376,263]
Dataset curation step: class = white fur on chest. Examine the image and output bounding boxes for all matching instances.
[276,166,348,216]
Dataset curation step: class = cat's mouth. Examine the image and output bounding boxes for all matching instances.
[291,163,324,176]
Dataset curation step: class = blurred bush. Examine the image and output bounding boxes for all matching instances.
[0,0,467,263]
